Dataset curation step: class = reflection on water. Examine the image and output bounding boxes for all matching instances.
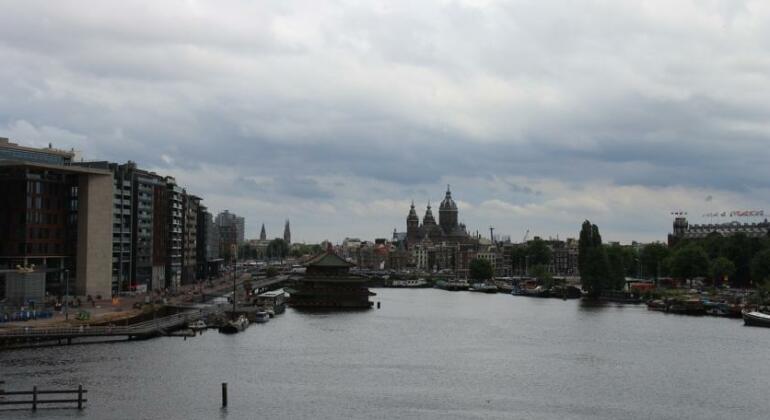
[1,288,768,420]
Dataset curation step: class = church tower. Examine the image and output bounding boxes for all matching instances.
[406,201,419,243]
[423,202,437,226]
[283,219,291,244]
[260,223,266,241]
[439,184,458,233]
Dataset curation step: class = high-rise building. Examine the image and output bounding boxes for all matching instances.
[166,177,184,291]
[0,140,112,298]
[182,194,199,285]
[215,210,245,260]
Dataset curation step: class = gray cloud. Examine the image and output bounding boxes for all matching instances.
[1,0,769,241]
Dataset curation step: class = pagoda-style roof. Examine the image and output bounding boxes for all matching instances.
[304,251,356,268]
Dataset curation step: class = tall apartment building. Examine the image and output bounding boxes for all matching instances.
[181,194,199,285]
[133,168,166,291]
[0,139,112,298]
[215,210,245,261]
[166,177,184,291]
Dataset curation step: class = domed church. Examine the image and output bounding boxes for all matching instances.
[405,186,472,248]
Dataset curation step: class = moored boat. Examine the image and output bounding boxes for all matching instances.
[254,311,270,324]
[469,283,498,293]
[188,320,207,331]
[742,310,770,328]
[218,315,249,334]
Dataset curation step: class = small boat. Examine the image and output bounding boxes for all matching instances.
[742,310,770,328]
[254,311,270,324]
[218,315,249,334]
[646,300,667,311]
[188,320,207,331]
[469,283,498,293]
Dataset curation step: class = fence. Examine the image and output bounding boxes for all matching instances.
[0,384,87,410]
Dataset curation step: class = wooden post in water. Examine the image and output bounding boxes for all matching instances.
[32,386,37,411]
[77,384,83,409]
[221,382,228,407]
[377,301,381,309]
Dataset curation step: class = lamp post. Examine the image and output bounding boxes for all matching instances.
[64,269,70,321]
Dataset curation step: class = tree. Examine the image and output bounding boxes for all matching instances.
[605,244,626,291]
[267,238,289,262]
[530,264,553,289]
[578,220,610,297]
[510,246,527,275]
[640,243,670,281]
[750,249,770,286]
[709,256,735,287]
[266,266,278,278]
[722,233,754,287]
[526,238,552,267]
[469,258,493,282]
[670,244,709,285]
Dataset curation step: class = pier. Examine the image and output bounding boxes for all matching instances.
[0,308,219,347]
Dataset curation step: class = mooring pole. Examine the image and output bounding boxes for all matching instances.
[78,384,84,409]
[32,385,37,411]
[222,382,228,407]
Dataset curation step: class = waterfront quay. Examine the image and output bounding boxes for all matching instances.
[1,288,768,420]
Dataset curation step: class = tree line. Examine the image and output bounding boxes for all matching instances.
[577,220,770,297]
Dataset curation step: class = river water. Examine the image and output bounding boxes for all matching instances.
[1,288,768,420]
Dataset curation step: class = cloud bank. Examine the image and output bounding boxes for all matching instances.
[1,0,768,243]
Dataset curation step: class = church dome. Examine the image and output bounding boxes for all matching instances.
[439,185,457,211]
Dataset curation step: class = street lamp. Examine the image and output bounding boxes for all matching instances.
[64,269,70,321]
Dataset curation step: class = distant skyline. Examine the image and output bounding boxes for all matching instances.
[2,1,769,244]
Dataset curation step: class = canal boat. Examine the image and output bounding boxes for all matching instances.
[218,315,249,334]
[469,283,498,293]
[435,279,470,291]
[188,320,207,331]
[255,289,287,315]
[742,310,770,328]
[254,311,270,324]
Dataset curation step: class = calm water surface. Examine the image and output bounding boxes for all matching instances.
[1,288,769,419]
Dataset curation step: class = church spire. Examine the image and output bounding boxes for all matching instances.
[283,219,291,244]
[260,223,266,241]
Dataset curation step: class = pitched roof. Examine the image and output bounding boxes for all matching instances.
[304,251,356,268]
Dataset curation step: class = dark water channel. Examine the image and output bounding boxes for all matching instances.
[1,288,768,419]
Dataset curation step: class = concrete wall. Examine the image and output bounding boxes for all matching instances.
[76,173,113,297]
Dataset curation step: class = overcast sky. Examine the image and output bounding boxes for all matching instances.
[2,0,769,244]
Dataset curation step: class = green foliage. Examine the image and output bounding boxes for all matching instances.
[267,238,289,261]
[266,266,278,278]
[640,243,670,280]
[526,238,552,267]
[750,249,770,286]
[709,256,735,286]
[605,244,627,291]
[510,246,527,274]
[530,264,553,289]
[670,244,709,280]
[578,220,610,297]
[469,258,494,281]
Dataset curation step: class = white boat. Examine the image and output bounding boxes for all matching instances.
[218,315,249,334]
[742,310,770,328]
[188,320,207,331]
[254,311,270,324]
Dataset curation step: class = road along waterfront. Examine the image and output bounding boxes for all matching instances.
[1,288,768,420]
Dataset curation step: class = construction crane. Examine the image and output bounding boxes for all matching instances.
[522,229,529,243]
